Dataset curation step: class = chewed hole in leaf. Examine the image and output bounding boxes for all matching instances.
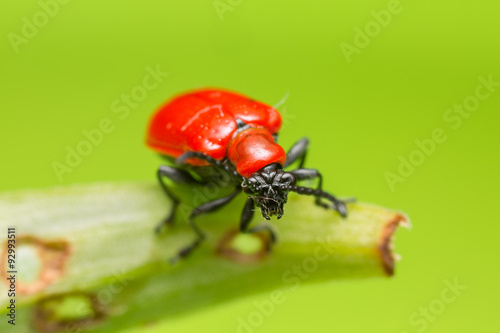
[1,236,71,295]
[33,292,106,333]
[215,229,270,264]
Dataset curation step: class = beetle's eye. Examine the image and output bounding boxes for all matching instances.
[243,178,257,194]
[281,173,296,187]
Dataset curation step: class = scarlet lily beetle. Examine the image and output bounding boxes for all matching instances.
[146,88,349,262]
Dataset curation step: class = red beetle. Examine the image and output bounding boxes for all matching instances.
[146,88,348,262]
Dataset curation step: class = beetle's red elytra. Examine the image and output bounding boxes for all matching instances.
[147,89,282,167]
[146,88,349,263]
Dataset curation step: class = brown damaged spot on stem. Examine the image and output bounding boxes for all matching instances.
[33,292,106,333]
[0,236,71,295]
[215,229,271,264]
[378,213,409,276]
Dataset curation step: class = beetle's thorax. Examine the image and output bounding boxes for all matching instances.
[227,127,286,178]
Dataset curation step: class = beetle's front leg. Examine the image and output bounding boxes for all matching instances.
[239,198,277,247]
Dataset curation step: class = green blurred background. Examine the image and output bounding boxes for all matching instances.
[1,0,499,332]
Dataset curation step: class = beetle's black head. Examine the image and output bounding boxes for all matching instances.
[242,163,296,220]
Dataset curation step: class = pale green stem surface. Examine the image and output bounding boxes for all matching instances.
[0,182,408,332]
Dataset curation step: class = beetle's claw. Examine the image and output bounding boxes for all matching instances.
[335,201,348,218]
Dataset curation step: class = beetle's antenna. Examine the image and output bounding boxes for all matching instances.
[177,151,244,181]
[287,185,348,217]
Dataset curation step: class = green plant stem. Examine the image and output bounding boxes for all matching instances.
[0,182,408,332]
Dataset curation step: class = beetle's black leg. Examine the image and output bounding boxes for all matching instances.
[156,165,205,233]
[240,198,255,230]
[239,198,277,247]
[283,137,309,169]
[170,188,241,264]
